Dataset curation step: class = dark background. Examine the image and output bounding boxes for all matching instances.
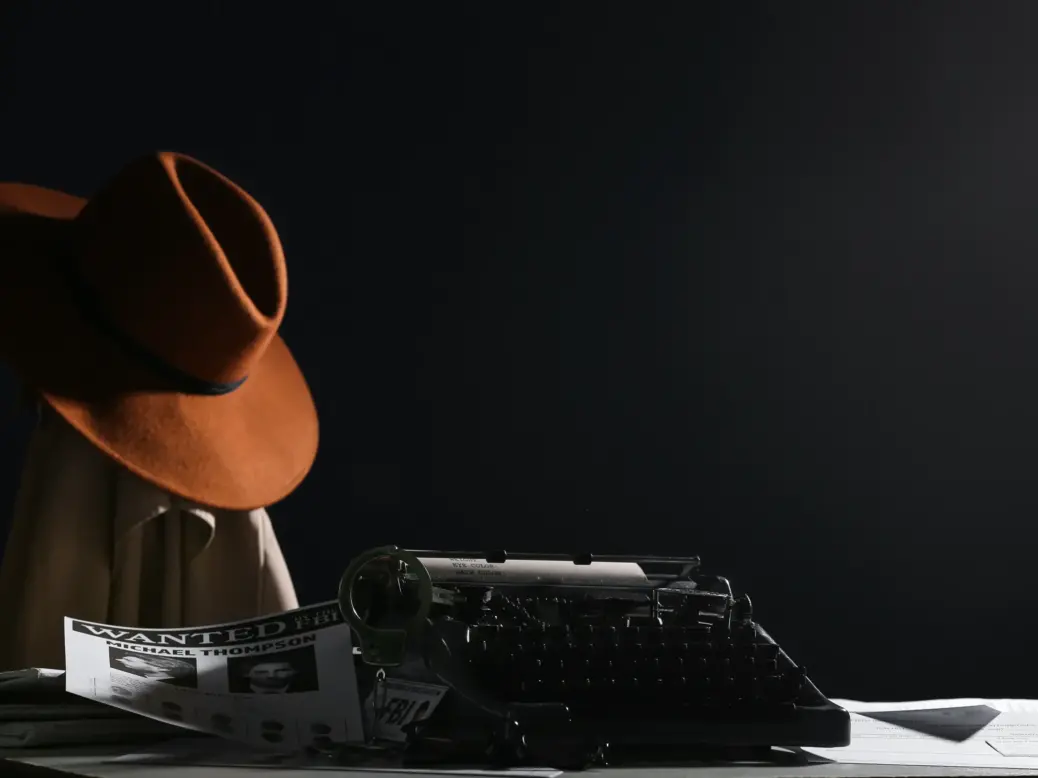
[3,1,1038,702]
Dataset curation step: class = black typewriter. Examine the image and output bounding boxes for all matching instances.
[337,547,850,769]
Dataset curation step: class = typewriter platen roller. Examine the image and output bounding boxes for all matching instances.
[338,547,850,769]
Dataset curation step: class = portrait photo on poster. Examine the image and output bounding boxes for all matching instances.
[226,645,320,694]
[108,646,199,689]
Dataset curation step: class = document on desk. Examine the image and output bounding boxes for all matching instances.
[63,600,366,751]
[0,668,65,691]
[804,697,1038,768]
[109,736,565,777]
[0,666,187,747]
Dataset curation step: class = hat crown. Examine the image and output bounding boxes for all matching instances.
[70,153,287,390]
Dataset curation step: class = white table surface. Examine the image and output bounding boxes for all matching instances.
[8,747,1038,778]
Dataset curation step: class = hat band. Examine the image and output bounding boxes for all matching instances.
[64,267,248,397]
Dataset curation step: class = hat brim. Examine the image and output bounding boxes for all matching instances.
[0,183,319,511]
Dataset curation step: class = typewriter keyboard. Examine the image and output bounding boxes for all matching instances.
[461,624,805,710]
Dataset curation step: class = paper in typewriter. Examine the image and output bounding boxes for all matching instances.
[63,601,366,750]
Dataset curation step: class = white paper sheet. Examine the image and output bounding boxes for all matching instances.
[805,698,1038,768]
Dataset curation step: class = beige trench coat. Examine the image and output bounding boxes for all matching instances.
[0,410,299,670]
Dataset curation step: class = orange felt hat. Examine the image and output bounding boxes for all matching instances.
[0,152,319,510]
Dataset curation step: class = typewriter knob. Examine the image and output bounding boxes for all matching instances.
[732,594,753,625]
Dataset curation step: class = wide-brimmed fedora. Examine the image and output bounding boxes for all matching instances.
[0,152,319,510]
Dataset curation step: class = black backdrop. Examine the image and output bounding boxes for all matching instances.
[3,1,1038,702]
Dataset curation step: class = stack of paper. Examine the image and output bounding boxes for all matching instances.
[0,668,185,748]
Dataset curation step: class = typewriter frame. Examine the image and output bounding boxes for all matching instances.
[339,547,851,769]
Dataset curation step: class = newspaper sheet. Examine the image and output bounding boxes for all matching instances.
[64,600,366,750]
